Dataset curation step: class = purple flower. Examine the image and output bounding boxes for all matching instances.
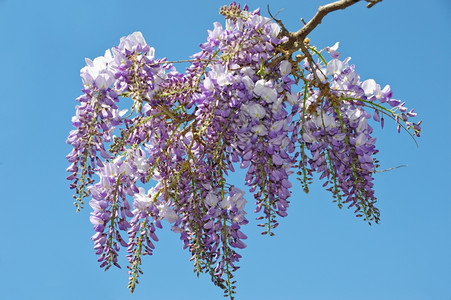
[326,42,341,58]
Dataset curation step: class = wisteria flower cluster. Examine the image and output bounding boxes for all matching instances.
[66,3,421,298]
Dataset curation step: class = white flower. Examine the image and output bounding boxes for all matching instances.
[242,102,266,120]
[205,190,219,208]
[270,119,286,132]
[271,97,283,113]
[221,196,232,210]
[326,42,341,58]
[127,147,149,174]
[241,76,254,91]
[252,124,268,136]
[133,187,154,211]
[355,133,366,147]
[240,66,254,77]
[362,79,381,98]
[254,80,277,103]
[314,114,337,129]
[157,203,178,223]
[203,77,215,92]
[99,157,133,187]
[219,187,247,212]
[118,32,152,57]
[347,108,363,122]
[211,65,231,86]
[89,199,103,212]
[302,132,316,143]
[279,60,291,76]
[230,187,246,210]
[286,92,298,106]
[81,49,115,88]
[357,118,368,133]
[269,22,281,37]
[208,22,223,41]
[327,59,343,75]
[315,68,328,83]
[216,73,230,86]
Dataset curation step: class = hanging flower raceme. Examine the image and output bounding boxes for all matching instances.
[66,49,125,211]
[66,2,421,299]
[295,43,421,223]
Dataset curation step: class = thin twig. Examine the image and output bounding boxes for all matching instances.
[375,164,407,173]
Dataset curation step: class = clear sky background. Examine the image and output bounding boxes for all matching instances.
[0,1,450,300]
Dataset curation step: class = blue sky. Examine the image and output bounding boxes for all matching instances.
[0,1,450,300]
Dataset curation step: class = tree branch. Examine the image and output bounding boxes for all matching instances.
[292,0,359,42]
[282,0,382,50]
